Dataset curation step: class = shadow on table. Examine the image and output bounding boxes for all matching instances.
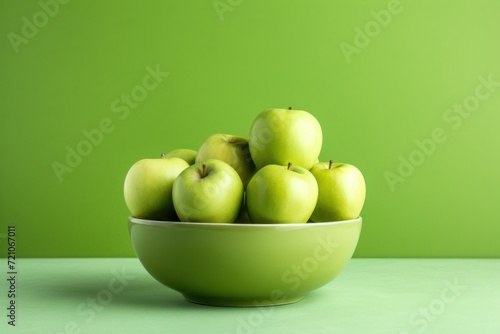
[32,273,330,312]
[30,270,204,310]
[27,259,339,312]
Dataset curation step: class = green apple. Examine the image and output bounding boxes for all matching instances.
[173,159,244,223]
[124,155,189,220]
[246,163,318,224]
[309,160,366,222]
[164,149,197,165]
[249,107,322,170]
[195,134,256,187]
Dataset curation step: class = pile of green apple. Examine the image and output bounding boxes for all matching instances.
[124,107,366,224]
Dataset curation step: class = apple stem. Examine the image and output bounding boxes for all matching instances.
[287,162,292,170]
[288,107,292,110]
[329,160,333,169]
[161,153,166,158]
[202,164,207,178]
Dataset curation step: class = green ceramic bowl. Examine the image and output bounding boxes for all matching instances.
[128,216,362,307]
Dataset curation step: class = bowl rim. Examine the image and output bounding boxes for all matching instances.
[129,216,362,227]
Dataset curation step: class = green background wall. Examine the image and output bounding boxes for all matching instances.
[1,0,499,258]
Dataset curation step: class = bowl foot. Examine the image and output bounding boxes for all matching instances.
[183,295,304,307]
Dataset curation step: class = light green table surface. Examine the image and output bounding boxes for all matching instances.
[2,259,499,334]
